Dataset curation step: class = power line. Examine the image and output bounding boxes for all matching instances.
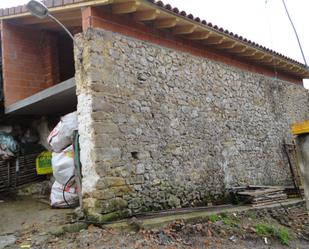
[282,0,309,71]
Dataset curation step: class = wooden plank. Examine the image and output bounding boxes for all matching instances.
[247,185,284,189]
[28,19,82,30]
[237,188,284,197]
[18,10,82,25]
[1,0,114,19]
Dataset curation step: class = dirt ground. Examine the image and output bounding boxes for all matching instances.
[0,195,71,235]
[0,197,308,249]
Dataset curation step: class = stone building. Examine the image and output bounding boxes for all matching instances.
[0,0,308,221]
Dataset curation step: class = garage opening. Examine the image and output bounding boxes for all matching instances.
[0,12,82,208]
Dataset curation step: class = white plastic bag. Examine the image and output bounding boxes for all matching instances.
[47,111,78,152]
[52,145,75,185]
[50,181,79,208]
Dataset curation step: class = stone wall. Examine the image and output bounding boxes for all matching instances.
[75,28,309,221]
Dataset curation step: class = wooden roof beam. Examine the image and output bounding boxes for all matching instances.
[300,69,309,76]
[291,66,301,73]
[112,1,140,14]
[228,45,247,54]
[250,53,265,60]
[17,11,81,25]
[186,31,211,40]
[134,9,160,21]
[28,19,82,30]
[172,25,196,35]
[155,18,179,29]
[257,55,273,63]
[283,65,293,71]
[238,49,257,57]
[204,36,225,45]
[268,59,281,66]
[276,61,288,69]
[278,61,287,67]
[217,41,237,49]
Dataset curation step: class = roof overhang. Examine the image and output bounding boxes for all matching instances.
[1,0,308,79]
[5,78,77,115]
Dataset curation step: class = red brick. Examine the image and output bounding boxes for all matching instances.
[2,22,60,106]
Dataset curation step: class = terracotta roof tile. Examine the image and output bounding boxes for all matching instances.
[0,0,305,69]
[148,0,304,67]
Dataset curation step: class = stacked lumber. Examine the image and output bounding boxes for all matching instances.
[283,185,304,198]
[231,186,288,207]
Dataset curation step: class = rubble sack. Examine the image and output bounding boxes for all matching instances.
[47,111,78,152]
[50,180,78,208]
[52,145,75,185]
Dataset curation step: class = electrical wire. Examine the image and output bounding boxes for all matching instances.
[63,174,76,208]
[282,0,309,71]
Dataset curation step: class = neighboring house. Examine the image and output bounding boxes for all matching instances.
[0,0,309,221]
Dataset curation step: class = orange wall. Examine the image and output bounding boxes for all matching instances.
[1,22,59,106]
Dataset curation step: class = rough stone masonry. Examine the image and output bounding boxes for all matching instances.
[75,28,309,221]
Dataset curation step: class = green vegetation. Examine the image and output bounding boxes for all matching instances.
[255,223,275,236]
[208,214,220,222]
[222,217,236,226]
[276,228,290,246]
[208,213,237,227]
[254,224,290,246]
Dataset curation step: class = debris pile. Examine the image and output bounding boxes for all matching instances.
[231,186,288,207]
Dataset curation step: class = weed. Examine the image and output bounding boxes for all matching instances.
[255,224,274,236]
[222,217,234,226]
[276,228,290,246]
[208,214,220,222]
[254,224,290,246]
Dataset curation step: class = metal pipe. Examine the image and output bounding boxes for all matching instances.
[48,13,75,41]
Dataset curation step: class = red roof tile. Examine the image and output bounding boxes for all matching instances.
[0,0,306,70]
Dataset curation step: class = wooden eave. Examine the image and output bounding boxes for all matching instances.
[1,0,308,79]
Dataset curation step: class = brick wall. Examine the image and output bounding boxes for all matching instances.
[1,22,60,106]
[58,33,75,82]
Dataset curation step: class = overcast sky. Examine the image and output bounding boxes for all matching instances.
[2,0,309,86]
